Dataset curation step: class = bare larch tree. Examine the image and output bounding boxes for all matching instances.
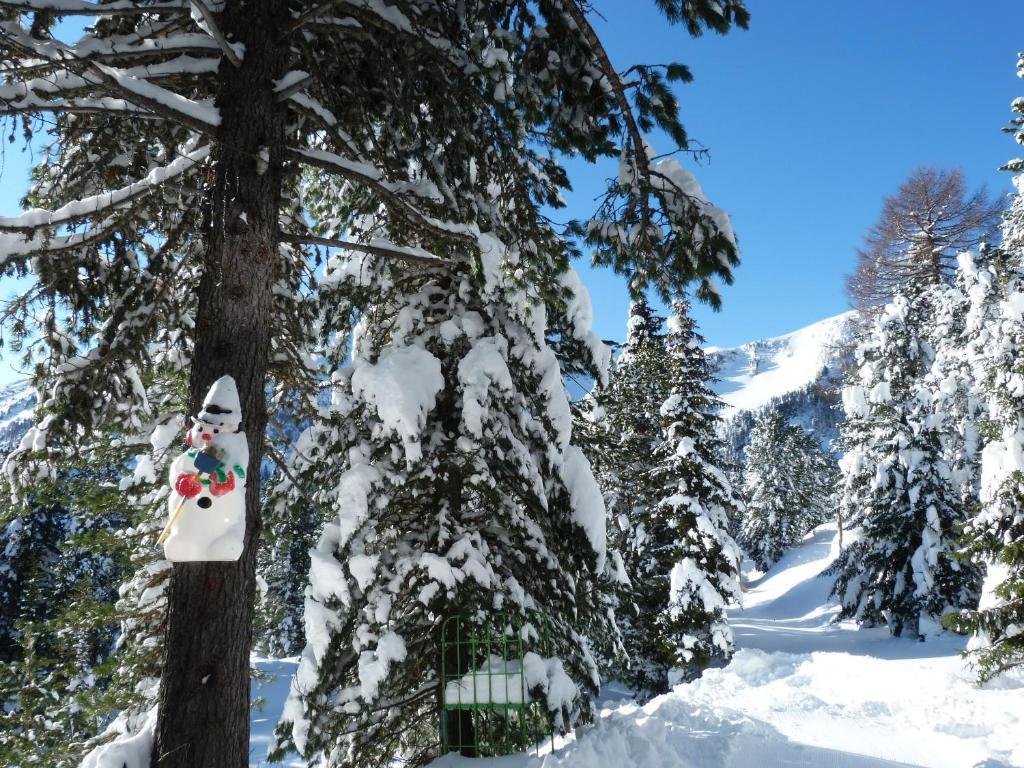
[847,166,1004,310]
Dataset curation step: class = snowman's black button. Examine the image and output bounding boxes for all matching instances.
[197,496,212,509]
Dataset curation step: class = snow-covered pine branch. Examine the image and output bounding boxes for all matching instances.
[0,0,190,14]
[277,232,445,267]
[0,145,208,233]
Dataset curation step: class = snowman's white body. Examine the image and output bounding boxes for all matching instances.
[163,377,249,562]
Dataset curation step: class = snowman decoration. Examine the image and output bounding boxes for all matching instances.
[159,376,248,562]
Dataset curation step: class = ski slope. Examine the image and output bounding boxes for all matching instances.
[250,523,1024,767]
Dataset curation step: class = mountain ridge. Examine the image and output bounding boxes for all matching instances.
[706,311,857,461]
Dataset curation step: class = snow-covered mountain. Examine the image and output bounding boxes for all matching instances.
[0,382,34,456]
[706,311,859,460]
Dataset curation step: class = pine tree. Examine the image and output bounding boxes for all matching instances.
[588,297,670,600]
[609,299,741,698]
[583,299,671,693]
[594,299,669,514]
[946,54,1024,679]
[0,498,62,662]
[927,262,984,510]
[0,2,746,762]
[0,436,168,766]
[831,285,981,638]
[739,410,824,571]
[623,299,665,350]
[272,246,615,767]
[740,411,792,570]
[791,424,837,532]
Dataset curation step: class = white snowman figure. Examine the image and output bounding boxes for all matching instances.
[160,376,249,562]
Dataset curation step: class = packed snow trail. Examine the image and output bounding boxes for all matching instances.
[252,523,1024,767]
[730,524,963,659]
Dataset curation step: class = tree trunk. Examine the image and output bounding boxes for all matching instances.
[152,3,289,765]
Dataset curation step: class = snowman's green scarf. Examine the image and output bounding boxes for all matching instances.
[185,447,247,485]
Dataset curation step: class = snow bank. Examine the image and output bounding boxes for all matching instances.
[676,647,1024,768]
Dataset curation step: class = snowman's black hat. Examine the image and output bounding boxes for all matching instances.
[197,376,243,428]
[196,412,238,428]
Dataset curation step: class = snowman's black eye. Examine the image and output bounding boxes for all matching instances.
[214,429,219,434]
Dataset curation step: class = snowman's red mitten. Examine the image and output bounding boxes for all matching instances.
[209,471,236,497]
[174,473,203,499]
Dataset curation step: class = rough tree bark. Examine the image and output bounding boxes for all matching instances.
[152,2,290,765]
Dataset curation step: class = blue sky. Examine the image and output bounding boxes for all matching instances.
[1,2,1023,386]
[568,0,1024,348]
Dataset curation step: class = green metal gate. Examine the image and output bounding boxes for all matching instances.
[439,613,555,757]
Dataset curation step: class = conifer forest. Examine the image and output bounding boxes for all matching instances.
[0,2,1022,767]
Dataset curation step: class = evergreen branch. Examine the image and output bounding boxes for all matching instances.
[274,73,314,102]
[288,0,339,31]
[0,217,121,265]
[0,97,151,117]
[0,38,222,78]
[297,2,475,74]
[560,0,655,189]
[0,54,220,108]
[264,445,330,521]
[88,61,219,133]
[278,232,446,267]
[0,0,190,15]
[188,0,242,68]
[287,147,477,248]
[0,21,220,134]
[90,214,193,358]
[0,145,209,233]
[284,92,366,164]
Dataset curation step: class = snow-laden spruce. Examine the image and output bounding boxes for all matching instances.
[831,285,981,638]
[586,299,742,698]
[578,298,668,590]
[0,388,179,766]
[947,63,1024,677]
[945,243,1024,678]
[272,238,616,767]
[648,301,743,687]
[577,298,671,694]
[926,256,986,511]
[740,410,835,571]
